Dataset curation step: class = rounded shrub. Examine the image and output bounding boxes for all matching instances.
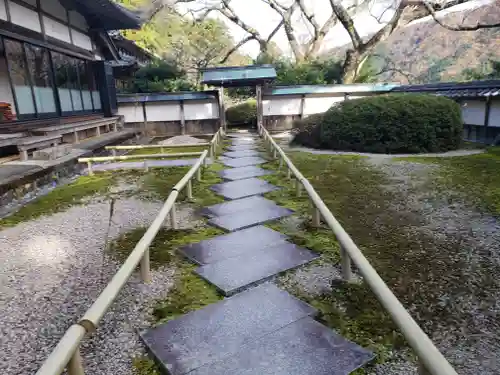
[226,100,257,127]
[292,94,463,153]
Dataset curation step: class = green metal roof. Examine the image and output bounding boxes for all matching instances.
[201,65,277,87]
[117,91,218,103]
[264,83,399,96]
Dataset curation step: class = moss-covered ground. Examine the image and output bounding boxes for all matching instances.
[126,145,208,157]
[395,146,500,216]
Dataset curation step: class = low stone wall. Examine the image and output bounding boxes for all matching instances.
[125,120,219,136]
[263,115,300,132]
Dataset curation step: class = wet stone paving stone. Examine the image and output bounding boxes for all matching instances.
[219,166,273,181]
[179,225,289,265]
[222,156,268,168]
[209,177,279,200]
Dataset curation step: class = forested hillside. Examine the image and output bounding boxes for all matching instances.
[367,3,500,83]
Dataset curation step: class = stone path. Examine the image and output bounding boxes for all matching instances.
[140,133,375,374]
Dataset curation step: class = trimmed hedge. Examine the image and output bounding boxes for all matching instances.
[226,100,257,126]
[292,94,463,154]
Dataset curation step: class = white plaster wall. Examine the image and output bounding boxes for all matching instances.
[184,101,219,120]
[41,0,67,21]
[263,97,302,116]
[69,10,88,30]
[461,99,486,126]
[43,16,71,43]
[146,102,181,122]
[71,29,92,50]
[303,96,344,115]
[118,104,144,123]
[488,99,500,128]
[9,1,41,33]
[0,0,8,21]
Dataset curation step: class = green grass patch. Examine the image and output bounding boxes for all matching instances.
[108,226,223,268]
[0,174,119,228]
[132,356,161,375]
[395,146,500,215]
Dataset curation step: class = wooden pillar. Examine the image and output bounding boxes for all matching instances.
[483,97,491,143]
[180,100,186,135]
[142,101,147,136]
[299,94,306,120]
[256,85,263,132]
[218,86,226,132]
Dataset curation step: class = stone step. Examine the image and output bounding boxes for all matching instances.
[179,225,288,265]
[195,242,318,296]
[188,317,375,375]
[222,156,268,168]
[140,284,317,375]
[201,196,279,218]
[219,166,273,181]
[210,177,279,200]
[227,144,258,151]
[208,204,293,232]
[223,150,261,158]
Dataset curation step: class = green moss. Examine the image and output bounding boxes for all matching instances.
[0,174,117,228]
[132,356,161,375]
[153,262,222,324]
[395,147,500,215]
[139,167,190,200]
[108,226,223,268]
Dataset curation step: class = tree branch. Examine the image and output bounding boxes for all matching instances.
[219,35,255,64]
[329,0,363,49]
[420,0,500,30]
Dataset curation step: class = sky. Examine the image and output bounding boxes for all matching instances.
[177,0,492,58]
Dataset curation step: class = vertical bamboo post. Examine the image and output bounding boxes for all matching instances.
[340,245,353,281]
[312,205,321,227]
[287,167,291,179]
[170,203,178,229]
[296,179,302,197]
[87,161,93,176]
[140,249,151,283]
[68,348,84,375]
[112,149,117,157]
[197,166,202,182]
[187,179,193,199]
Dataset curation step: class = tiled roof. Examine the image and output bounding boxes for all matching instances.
[72,0,142,31]
[392,80,500,98]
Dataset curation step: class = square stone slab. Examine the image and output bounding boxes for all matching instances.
[210,178,279,200]
[140,284,317,375]
[227,144,258,151]
[219,166,273,181]
[179,225,288,265]
[224,150,261,158]
[222,156,268,168]
[201,196,279,218]
[189,317,375,375]
[208,205,293,232]
[195,242,318,295]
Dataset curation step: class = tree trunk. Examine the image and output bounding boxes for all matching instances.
[342,50,362,83]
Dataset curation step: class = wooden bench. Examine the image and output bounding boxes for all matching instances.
[30,117,121,144]
[16,134,62,161]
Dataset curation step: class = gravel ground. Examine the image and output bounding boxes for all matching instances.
[0,198,197,375]
[158,135,207,145]
[373,159,500,375]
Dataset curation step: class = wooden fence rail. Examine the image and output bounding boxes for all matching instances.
[257,124,457,375]
[36,127,224,375]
